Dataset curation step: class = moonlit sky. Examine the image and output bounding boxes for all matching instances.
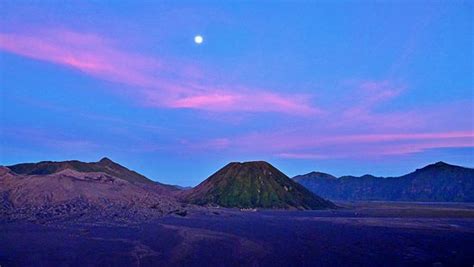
[0,1,473,186]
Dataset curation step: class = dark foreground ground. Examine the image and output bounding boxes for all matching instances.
[1,202,474,267]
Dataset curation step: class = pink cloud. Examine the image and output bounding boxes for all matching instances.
[319,131,474,144]
[375,138,474,155]
[339,80,407,126]
[169,93,239,109]
[0,30,160,87]
[199,130,474,158]
[167,91,320,115]
[277,153,328,159]
[2,28,471,160]
[0,28,319,115]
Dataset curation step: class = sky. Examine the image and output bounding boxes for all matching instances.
[0,1,473,186]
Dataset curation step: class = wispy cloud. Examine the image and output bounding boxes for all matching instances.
[0,29,160,87]
[165,90,320,115]
[171,76,473,158]
[2,28,471,160]
[192,130,474,158]
[335,80,412,129]
[0,28,319,115]
[276,131,474,158]
[277,152,328,159]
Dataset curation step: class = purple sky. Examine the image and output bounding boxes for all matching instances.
[0,1,473,186]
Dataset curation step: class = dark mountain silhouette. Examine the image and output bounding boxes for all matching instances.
[293,162,474,202]
[184,161,335,209]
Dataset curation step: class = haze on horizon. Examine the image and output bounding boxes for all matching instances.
[0,1,473,186]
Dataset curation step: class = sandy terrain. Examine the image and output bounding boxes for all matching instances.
[1,201,474,266]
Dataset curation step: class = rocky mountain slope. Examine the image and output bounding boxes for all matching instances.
[293,162,474,202]
[1,158,185,223]
[9,157,160,185]
[184,161,335,209]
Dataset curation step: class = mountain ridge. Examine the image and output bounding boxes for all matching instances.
[1,158,187,222]
[293,161,474,202]
[7,157,168,186]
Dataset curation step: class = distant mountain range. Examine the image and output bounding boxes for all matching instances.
[293,162,474,202]
[1,158,335,223]
[184,161,335,209]
[2,158,472,223]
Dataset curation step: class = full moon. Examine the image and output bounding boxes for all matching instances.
[194,35,203,44]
